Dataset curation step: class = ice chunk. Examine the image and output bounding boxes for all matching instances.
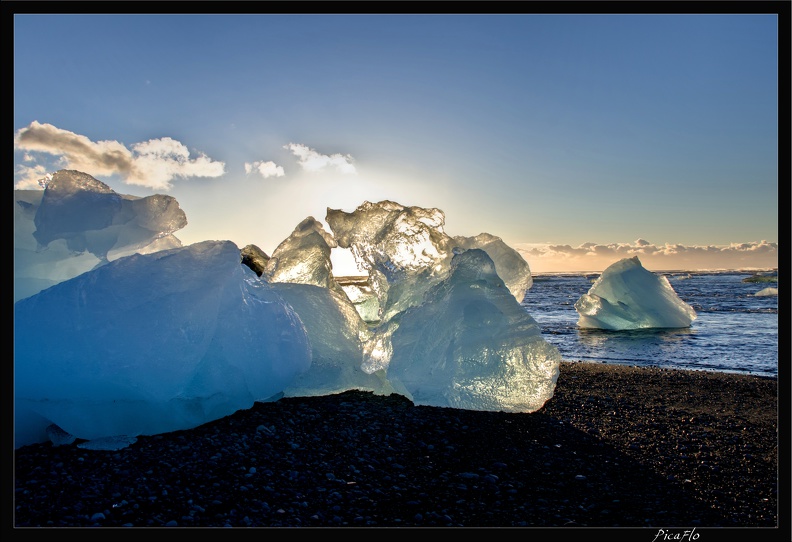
[754,287,778,297]
[32,169,124,250]
[46,424,76,446]
[14,189,105,302]
[325,201,532,321]
[326,200,454,321]
[272,283,395,397]
[325,200,556,410]
[262,217,343,293]
[574,256,697,330]
[14,170,187,302]
[337,275,381,323]
[386,249,561,412]
[452,232,533,302]
[14,240,311,448]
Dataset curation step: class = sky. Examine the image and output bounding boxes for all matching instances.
[12,11,782,273]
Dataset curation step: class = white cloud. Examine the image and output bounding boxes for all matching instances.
[284,142,356,174]
[515,240,778,273]
[13,121,226,191]
[14,164,51,189]
[245,160,285,178]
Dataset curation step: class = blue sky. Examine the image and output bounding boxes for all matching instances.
[13,12,780,272]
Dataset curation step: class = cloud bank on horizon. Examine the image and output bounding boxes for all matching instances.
[516,240,778,273]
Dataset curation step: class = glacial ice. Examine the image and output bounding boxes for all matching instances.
[14,240,312,448]
[754,287,778,297]
[14,170,187,302]
[451,233,533,302]
[387,249,561,412]
[574,256,697,330]
[326,200,533,321]
[262,217,343,293]
[45,423,76,447]
[272,283,396,398]
[338,276,381,323]
[14,180,560,449]
[326,201,454,322]
[242,216,393,397]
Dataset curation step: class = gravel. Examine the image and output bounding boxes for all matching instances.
[12,361,780,532]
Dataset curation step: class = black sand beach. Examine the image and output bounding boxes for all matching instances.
[10,361,784,537]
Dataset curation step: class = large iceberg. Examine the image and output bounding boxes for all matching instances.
[14,170,187,302]
[574,256,697,330]
[323,201,558,409]
[14,240,312,448]
[14,181,562,448]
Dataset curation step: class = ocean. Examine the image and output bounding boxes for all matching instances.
[521,271,779,378]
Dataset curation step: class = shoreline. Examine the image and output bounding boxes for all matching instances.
[12,361,780,531]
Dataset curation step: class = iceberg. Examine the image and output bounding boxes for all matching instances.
[14,240,312,448]
[574,256,697,330]
[14,170,187,302]
[14,180,561,448]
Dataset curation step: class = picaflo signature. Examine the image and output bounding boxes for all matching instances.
[652,528,700,542]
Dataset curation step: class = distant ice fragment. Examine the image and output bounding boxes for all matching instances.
[574,256,697,330]
[14,240,311,448]
[754,287,778,297]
